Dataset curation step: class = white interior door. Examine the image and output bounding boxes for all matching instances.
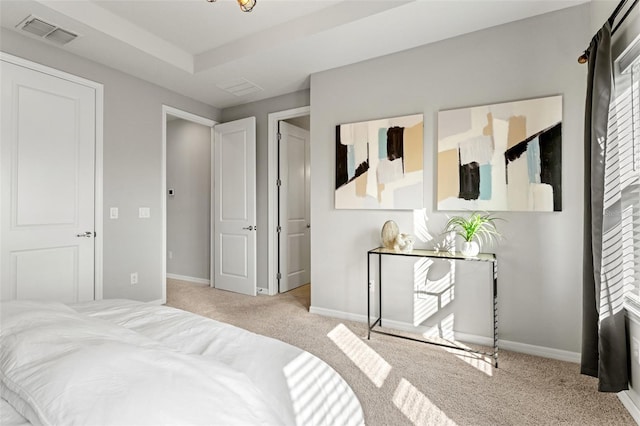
[1,60,96,303]
[279,122,310,293]
[213,117,256,296]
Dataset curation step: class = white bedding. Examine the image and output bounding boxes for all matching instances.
[0,300,364,426]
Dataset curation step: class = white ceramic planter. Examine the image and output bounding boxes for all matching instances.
[461,241,480,256]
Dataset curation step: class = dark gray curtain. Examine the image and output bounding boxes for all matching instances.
[581,21,629,393]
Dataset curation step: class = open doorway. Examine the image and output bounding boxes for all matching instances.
[166,116,212,284]
[161,106,215,303]
[267,106,311,296]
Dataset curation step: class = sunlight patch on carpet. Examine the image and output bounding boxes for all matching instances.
[444,345,493,377]
[421,314,493,376]
[327,323,391,388]
[393,378,456,425]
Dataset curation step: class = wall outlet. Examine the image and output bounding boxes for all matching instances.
[109,207,118,219]
[139,207,150,219]
[369,280,375,293]
[130,272,138,285]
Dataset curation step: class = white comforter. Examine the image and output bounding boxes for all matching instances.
[0,300,364,426]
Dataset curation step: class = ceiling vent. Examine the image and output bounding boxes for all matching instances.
[17,16,78,46]
[216,78,263,97]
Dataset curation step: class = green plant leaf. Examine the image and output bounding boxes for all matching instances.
[445,211,504,246]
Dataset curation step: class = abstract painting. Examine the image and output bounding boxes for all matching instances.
[335,114,423,209]
[437,95,562,211]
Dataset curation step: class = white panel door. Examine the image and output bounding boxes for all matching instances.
[1,60,96,303]
[279,122,310,293]
[213,117,256,296]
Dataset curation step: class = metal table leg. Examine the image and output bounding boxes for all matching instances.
[493,258,498,368]
[378,253,382,328]
[367,252,371,339]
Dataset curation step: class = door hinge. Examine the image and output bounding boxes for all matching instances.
[277,132,282,141]
[276,226,282,233]
[276,273,282,280]
[276,179,282,187]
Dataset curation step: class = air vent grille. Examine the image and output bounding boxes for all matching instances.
[46,28,77,45]
[21,18,55,37]
[17,16,78,45]
[216,78,263,97]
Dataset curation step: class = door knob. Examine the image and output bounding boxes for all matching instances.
[242,226,254,231]
[76,231,93,238]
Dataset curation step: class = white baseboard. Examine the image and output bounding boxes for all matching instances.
[166,273,210,285]
[309,305,580,363]
[310,306,367,322]
[147,299,164,306]
[499,339,580,363]
[619,391,640,424]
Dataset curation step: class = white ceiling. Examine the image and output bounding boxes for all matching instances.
[0,0,588,109]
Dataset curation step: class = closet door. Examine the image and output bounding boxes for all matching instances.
[1,60,96,302]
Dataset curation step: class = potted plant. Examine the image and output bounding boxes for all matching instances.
[445,211,502,256]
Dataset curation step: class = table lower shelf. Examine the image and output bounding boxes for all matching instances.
[367,317,499,368]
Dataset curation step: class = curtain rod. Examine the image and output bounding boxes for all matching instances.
[578,0,638,63]
[613,0,639,34]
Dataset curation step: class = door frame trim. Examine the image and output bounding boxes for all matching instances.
[161,105,216,303]
[0,52,105,300]
[267,106,310,296]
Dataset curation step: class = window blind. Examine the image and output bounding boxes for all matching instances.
[618,58,640,298]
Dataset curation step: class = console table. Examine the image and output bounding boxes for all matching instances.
[367,247,499,368]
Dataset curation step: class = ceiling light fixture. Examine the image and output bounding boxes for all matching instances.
[206,0,257,13]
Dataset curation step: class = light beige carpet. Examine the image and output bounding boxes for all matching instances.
[166,279,635,426]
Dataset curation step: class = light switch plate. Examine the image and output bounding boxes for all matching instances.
[139,207,150,219]
[110,207,118,219]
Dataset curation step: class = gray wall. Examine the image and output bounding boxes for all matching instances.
[309,5,590,353]
[221,90,310,289]
[1,29,221,302]
[590,0,617,33]
[167,119,212,281]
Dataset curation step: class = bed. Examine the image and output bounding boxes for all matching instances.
[0,299,365,425]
